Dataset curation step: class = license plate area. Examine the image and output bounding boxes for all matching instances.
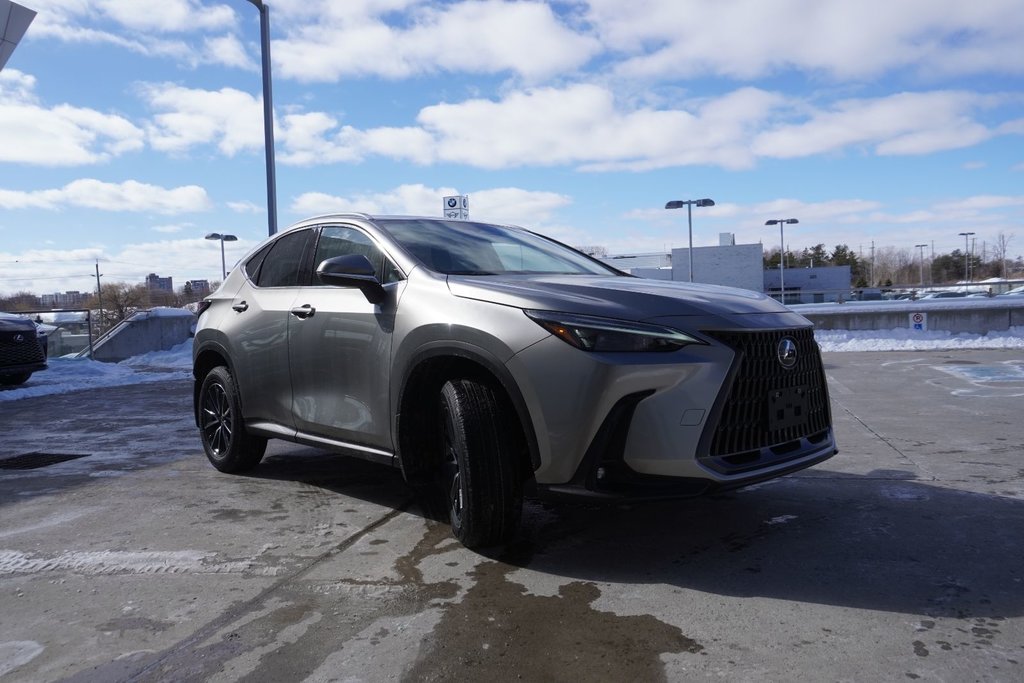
[767,385,808,431]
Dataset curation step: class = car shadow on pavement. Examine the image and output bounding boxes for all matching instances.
[497,470,1024,619]
[240,446,415,513]
[237,449,1024,620]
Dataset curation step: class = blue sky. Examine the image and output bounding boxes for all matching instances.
[1,0,1022,295]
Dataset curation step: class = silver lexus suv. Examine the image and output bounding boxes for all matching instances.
[193,214,836,548]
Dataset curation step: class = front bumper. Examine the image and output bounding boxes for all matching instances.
[509,325,837,500]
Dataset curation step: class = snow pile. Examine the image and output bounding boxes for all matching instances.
[814,326,1024,352]
[0,339,193,402]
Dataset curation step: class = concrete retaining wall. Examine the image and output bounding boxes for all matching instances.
[798,300,1024,334]
[90,309,195,362]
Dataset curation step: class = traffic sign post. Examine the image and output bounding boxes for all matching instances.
[910,312,927,332]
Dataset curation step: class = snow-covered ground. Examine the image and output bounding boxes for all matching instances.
[1,339,192,402]
[3,326,1023,402]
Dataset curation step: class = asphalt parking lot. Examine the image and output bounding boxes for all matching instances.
[1,350,1022,682]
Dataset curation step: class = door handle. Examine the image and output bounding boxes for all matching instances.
[290,304,316,319]
[232,301,248,312]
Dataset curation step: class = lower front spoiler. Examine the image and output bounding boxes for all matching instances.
[530,442,838,504]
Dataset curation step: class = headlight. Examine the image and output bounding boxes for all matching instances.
[524,310,705,352]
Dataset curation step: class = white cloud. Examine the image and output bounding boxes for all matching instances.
[588,0,1024,81]
[227,200,265,214]
[0,179,213,214]
[752,91,996,158]
[152,224,187,233]
[140,84,263,155]
[0,71,144,166]
[273,0,599,82]
[26,1,245,68]
[202,34,255,71]
[28,0,236,34]
[1,236,258,296]
[291,184,458,216]
[289,184,571,224]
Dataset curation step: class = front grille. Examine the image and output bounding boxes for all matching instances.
[0,330,45,366]
[704,328,830,459]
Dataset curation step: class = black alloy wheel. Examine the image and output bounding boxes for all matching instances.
[198,366,266,473]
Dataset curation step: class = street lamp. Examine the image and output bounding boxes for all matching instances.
[765,219,799,303]
[915,244,928,288]
[206,233,238,279]
[664,198,715,282]
[246,0,278,236]
[958,231,975,283]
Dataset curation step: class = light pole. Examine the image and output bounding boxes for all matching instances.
[765,218,798,303]
[206,233,238,279]
[915,243,928,287]
[665,198,715,282]
[958,231,975,283]
[246,0,278,236]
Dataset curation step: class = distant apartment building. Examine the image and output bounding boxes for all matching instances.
[186,280,211,297]
[146,273,173,292]
[39,290,87,309]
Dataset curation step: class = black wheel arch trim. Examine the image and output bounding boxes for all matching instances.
[192,338,239,429]
[396,342,541,473]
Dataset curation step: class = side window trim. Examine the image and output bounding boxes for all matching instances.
[311,223,406,286]
[252,228,316,289]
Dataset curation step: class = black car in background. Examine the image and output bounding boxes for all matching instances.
[0,312,48,386]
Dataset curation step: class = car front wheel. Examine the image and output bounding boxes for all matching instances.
[439,379,523,549]
[0,372,31,386]
[199,366,267,473]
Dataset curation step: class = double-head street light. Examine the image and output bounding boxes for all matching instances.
[915,243,928,287]
[206,233,238,279]
[765,219,799,303]
[246,0,278,236]
[958,231,975,282]
[665,198,715,282]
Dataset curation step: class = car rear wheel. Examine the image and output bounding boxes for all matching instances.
[199,366,267,473]
[439,379,522,549]
[0,372,31,386]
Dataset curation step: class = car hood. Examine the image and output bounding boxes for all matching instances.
[0,313,36,332]
[447,274,793,321]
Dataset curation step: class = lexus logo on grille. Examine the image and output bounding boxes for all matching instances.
[777,337,798,368]
[13,334,25,343]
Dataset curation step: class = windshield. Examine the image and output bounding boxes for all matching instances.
[377,219,620,276]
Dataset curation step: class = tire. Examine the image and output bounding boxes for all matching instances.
[439,379,523,549]
[0,372,31,386]
[198,366,267,473]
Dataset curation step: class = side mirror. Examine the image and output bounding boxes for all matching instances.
[316,254,386,304]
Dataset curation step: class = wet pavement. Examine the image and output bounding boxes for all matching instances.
[1,349,1022,681]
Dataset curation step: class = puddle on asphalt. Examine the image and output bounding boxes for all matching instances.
[406,535,703,681]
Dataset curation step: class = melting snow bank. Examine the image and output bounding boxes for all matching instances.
[814,326,1024,352]
[0,339,193,402]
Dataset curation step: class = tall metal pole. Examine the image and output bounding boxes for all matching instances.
[249,1,278,236]
[220,239,227,279]
[686,202,694,282]
[915,243,927,287]
[779,222,785,301]
[958,231,974,283]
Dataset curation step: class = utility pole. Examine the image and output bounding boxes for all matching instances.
[870,241,875,286]
[94,261,104,336]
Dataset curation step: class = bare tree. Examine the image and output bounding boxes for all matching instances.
[992,232,1014,280]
